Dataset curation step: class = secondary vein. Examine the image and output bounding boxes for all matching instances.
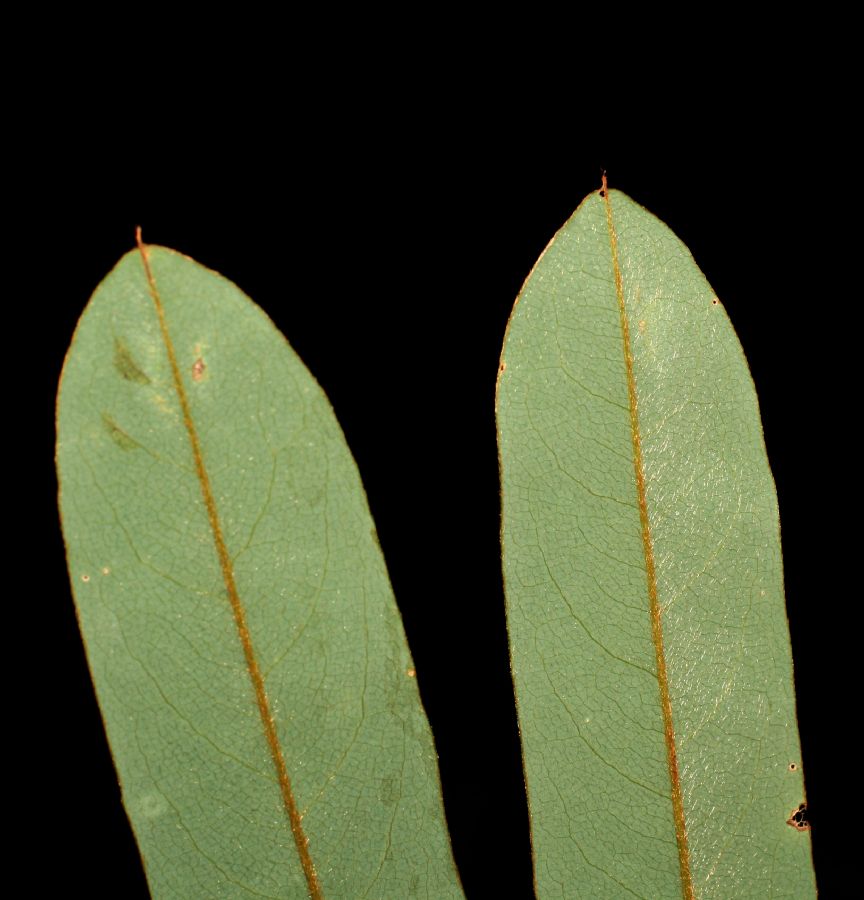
[600,183,694,900]
[136,231,324,900]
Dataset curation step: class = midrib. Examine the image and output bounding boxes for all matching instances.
[136,234,324,900]
[601,186,695,900]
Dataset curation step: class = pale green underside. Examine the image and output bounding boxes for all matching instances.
[57,249,462,899]
[497,191,815,898]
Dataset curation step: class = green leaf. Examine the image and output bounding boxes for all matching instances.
[496,186,816,898]
[56,241,463,899]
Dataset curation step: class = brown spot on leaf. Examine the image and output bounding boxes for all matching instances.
[788,762,798,772]
[406,668,416,678]
[192,357,206,382]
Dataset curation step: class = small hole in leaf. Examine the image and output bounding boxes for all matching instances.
[712,298,719,306]
[786,802,810,831]
[599,189,606,198]
[788,762,798,772]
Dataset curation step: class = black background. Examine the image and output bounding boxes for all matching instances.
[29,96,846,897]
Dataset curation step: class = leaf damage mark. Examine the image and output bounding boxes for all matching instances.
[192,357,206,382]
[786,803,810,831]
[370,527,382,552]
[379,776,399,806]
[114,337,151,384]
[139,792,168,819]
[102,412,141,451]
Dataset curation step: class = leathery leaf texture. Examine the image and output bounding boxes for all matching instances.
[57,242,462,899]
[496,187,815,898]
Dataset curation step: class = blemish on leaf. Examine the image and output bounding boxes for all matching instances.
[81,573,90,583]
[499,361,507,373]
[114,338,150,384]
[406,668,416,678]
[192,357,206,382]
[139,792,167,819]
[379,775,399,806]
[711,297,720,306]
[102,413,141,451]
[786,803,810,831]
[638,320,646,333]
[152,393,173,415]
[101,567,111,576]
[788,762,798,772]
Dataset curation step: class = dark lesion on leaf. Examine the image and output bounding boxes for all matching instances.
[114,337,151,385]
[102,412,141,451]
[786,802,810,831]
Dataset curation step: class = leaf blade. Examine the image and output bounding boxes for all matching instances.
[57,245,462,898]
[497,188,815,898]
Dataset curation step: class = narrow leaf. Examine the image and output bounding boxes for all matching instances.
[57,241,462,898]
[497,185,815,898]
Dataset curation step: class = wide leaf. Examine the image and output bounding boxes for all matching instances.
[496,185,815,898]
[56,240,463,898]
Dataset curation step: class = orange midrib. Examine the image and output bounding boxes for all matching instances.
[601,186,694,900]
[136,233,324,900]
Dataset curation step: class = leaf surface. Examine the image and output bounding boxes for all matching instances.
[57,243,462,899]
[496,186,815,898]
